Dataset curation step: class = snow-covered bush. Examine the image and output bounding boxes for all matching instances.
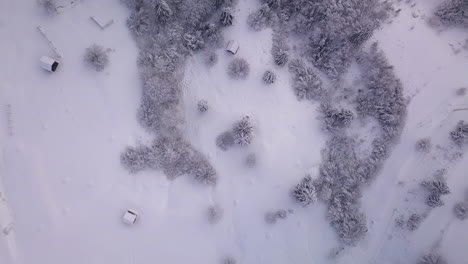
[432,0,468,28]
[219,7,234,26]
[121,0,143,10]
[183,32,205,52]
[233,116,254,146]
[450,120,468,146]
[204,51,218,66]
[262,70,276,84]
[265,209,287,224]
[328,207,368,246]
[245,153,257,168]
[271,32,289,67]
[84,44,109,72]
[127,10,150,36]
[216,131,235,151]
[406,213,423,231]
[38,0,57,15]
[453,201,468,220]
[227,58,250,79]
[292,175,317,206]
[319,103,354,132]
[419,253,448,264]
[288,59,325,101]
[197,100,209,113]
[416,138,432,153]
[247,4,276,31]
[207,205,224,224]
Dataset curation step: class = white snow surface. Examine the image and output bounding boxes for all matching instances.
[0,0,467,263]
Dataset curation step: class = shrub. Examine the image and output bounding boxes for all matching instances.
[245,153,257,168]
[233,116,254,146]
[227,58,250,79]
[207,205,223,224]
[216,131,235,150]
[453,201,468,220]
[292,175,317,206]
[84,44,109,72]
[416,138,432,153]
[262,70,276,84]
[427,194,444,208]
[204,51,218,66]
[197,100,209,113]
[38,0,57,15]
[450,120,468,146]
[219,7,234,26]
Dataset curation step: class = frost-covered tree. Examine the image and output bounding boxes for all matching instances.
[121,0,144,11]
[450,120,468,146]
[406,213,422,231]
[219,7,234,26]
[222,256,236,264]
[194,162,218,185]
[419,253,448,264]
[319,103,354,132]
[422,177,450,195]
[247,4,277,31]
[288,59,325,101]
[416,138,432,153]
[245,153,257,168]
[371,138,389,162]
[292,175,317,206]
[261,0,280,9]
[127,10,150,36]
[262,70,276,84]
[227,58,250,79]
[121,145,157,173]
[233,116,254,146]
[427,194,444,208]
[433,0,468,28]
[84,44,109,72]
[197,100,209,113]
[204,51,218,66]
[453,201,468,220]
[151,0,173,25]
[328,206,368,246]
[207,204,224,224]
[38,0,58,15]
[198,23,224,47]
[183,32,205,52]
[271,33,289,66]
[216,131,235,150]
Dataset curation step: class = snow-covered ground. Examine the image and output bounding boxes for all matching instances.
[1,0,467,263]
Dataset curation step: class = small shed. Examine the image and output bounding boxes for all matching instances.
[40,56,59,72]
[226,40,240,54]
[122,209,138,225]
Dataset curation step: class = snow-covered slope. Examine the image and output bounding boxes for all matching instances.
[0,0,467,263]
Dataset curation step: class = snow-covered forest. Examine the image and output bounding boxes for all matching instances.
[0,0,467,263]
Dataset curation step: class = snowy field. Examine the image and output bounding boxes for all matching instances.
[0,0,467,263]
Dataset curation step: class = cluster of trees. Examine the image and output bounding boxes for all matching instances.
[356,43,407,142]
[421,170,451,208]
[215,116,254,150]
[247,3,277,31]
[120,0,238,185]
[318,103,354,133]
[432,0,468,28]
[396,213,424,231]
[84,44,109,72]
